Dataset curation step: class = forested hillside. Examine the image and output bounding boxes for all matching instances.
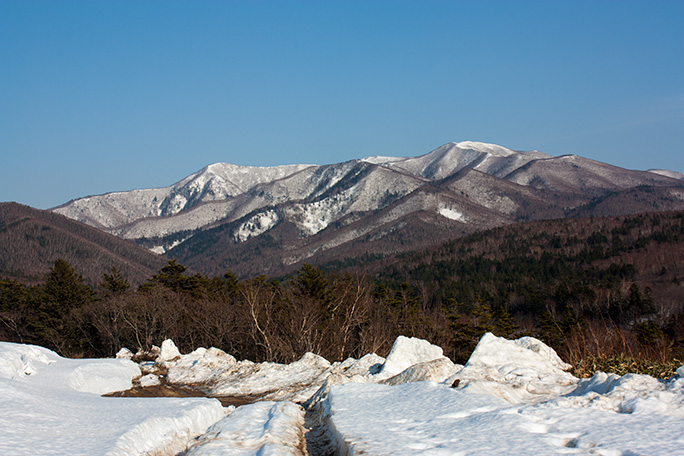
[2,211,682,370]
[0,203,166,284]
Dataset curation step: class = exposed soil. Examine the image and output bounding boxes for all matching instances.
[105,384,265,408]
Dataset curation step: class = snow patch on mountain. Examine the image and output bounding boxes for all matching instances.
[439,206,466,222]
[289,196,349,236]
[649,169,684,180]
[234,210,280,242]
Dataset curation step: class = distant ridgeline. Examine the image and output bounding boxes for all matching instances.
[50,142,684,279]
[1,210,683,369]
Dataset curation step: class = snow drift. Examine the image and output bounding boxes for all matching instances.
[2,333,684,455]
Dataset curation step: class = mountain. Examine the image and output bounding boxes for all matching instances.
[51,141,684,278]
[361,210,684,317]
[0,202,166,284]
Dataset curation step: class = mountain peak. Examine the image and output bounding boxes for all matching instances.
[50,141,684,276]
[453,141,515,156]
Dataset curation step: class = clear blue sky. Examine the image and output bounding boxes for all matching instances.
[1,0,683,209]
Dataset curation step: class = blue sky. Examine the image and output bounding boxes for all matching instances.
[1,1,683,209]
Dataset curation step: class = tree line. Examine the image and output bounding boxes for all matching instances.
[2,252,682,365]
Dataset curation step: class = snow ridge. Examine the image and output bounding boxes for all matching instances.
[50,142,684,257]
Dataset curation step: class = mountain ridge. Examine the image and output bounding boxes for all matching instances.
[0,202,166,284]
[51,141,684,277]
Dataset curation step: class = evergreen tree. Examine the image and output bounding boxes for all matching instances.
[292,264,331,302]
[494,306,518,338]
[100,267,130,296]
[33,259,93,354]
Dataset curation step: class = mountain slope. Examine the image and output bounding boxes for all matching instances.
[0,203,166,284]
[51,141,684,278]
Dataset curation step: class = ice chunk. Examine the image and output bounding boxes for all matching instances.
[159,339,182,362]
[377,336,446,379]
[116,347,133,360]
[139,373,161,388]
[382,357,463,386]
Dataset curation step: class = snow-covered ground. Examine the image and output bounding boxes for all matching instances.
[2,334,683,455]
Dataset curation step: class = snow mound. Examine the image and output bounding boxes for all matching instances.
[116,347,133,360]
[454,332,576,403]
[331,352,385,378]
[110,401,227,456]
[140,373,162,387]
[382,357,463,386]
[0,342,226,456]
[377,336,446,379]
[185,401,305,456]
[166,347,238,386]
[159,339,182,362]
[557,370,684,416]
[0,342,56,379]
[209,352,332,402]
[303,353,386,408]
[67,359,140,395]
[168,348,332,402]
[0,342,139,395]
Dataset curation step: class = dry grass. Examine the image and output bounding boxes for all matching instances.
[571,355,682,379]
[554,318,683,379]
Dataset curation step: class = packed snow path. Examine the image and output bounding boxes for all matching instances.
[2,334,684,455]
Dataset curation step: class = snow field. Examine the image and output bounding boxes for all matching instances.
[3,332,684,455]
[0,342,225,456]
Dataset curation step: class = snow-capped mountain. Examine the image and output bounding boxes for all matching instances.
[52,141,684,277]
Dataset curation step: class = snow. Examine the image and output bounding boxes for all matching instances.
[648,169,684,180]
[438,206,466,222]
[234,209,280,242]
[3,334,684,455]
[52,140,682,257]
[159,338,182,362]
[167,349,334,403]
[322,334,684,455]
[452,333,576,403]
[0,342,225,456]
[376,335,447,379]
[185,401,305,455]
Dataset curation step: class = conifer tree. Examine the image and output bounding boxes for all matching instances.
[33,258,93,354]
[100,267,130,296]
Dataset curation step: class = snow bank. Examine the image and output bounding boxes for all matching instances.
[0,341,139,395]
[210,352,332,402]
[109,401,227,456]
[66,359,141,395]
[185,401,305,455]
[0,342,225,456]
[167,348,332,402]
[166,346,238,386]
[0,342,56,379]
[325,381,567,455]
[453,332,576,403]
[324,335,684,455]
[559,370,684,416]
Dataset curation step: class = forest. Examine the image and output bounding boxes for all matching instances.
[2,209,683,379]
